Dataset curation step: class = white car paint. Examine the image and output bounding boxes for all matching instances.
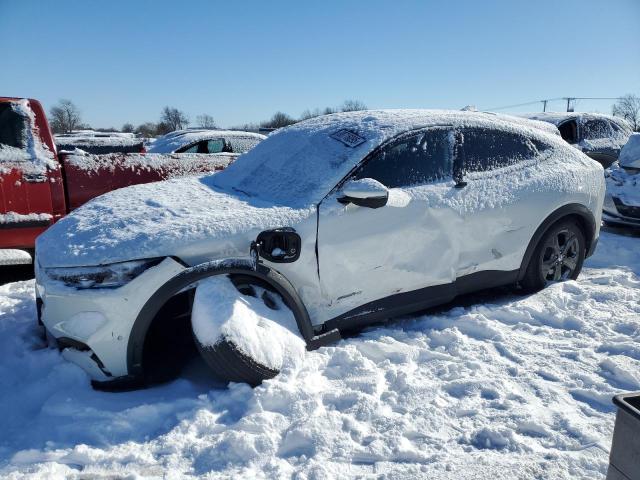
[35,110,605,382]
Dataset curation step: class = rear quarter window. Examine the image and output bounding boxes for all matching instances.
[461,128,541,173]
[227,136,261,154]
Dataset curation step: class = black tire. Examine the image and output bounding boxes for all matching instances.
[520,219,586,293]
[192,275,282,387]
[195,335,278,387]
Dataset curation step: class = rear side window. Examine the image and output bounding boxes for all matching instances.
[0,103,27,150]
[227,136,261,154]
[353,128,453,188]
[206,139,224,153]
[581,119,612,140]
[461,128,539,172]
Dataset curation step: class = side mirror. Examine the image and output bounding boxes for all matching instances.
[338,178,389,209]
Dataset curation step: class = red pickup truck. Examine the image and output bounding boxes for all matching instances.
[0,97,239,266]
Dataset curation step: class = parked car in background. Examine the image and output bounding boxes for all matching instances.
[603,133,640,228]
[55,130,146,154]
[148,129,265,154]
[517,112,632,168]
[0,97,239,266]
[35,109,605,389]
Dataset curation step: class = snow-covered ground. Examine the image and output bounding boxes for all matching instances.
[0,229,638,479]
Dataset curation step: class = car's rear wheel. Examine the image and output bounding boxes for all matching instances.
[192,275,301,386]
[521,220,586,292]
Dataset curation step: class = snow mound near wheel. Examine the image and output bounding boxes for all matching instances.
[191,275,306,373]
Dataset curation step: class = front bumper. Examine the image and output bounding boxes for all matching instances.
[603,209,640,228]
[36,257,186,383]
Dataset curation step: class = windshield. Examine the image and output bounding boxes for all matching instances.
[211,124,379,207]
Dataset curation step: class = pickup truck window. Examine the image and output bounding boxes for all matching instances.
[0,103,27,150]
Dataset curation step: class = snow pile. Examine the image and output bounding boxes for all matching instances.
[148,130,265,154]
[619,133,640,169]
[192,276,305,370]
[606,162,640,206]
[2,230,640,478]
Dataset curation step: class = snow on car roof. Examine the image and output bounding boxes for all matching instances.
[212,109,567,207]
[148,130,266,154]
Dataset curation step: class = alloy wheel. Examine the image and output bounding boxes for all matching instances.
[540,228,580,283]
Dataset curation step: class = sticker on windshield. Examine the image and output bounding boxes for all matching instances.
[330,129,365,148]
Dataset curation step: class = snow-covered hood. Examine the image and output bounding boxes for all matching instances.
[36,175,315,268]
[620,133,640,169]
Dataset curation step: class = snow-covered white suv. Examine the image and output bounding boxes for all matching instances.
[35,110,605,389]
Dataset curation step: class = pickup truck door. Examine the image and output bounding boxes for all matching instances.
[0,100,56,249]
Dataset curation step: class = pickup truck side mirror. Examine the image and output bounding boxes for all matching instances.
[338,178,389,209]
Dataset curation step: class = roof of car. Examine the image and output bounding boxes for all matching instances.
[148,129,266,153]
[212,109,568,207]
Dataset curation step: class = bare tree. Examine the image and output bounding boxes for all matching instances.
[49,99,82,134]
[341,99,367,112]
[323,106,337,115]
[121,123,135,133]
[135,122,159,138]
[300,108,321,120]
[196,114,217,129]
[160,106,189,132]
[612,94,640,131]
[260,111,296,129]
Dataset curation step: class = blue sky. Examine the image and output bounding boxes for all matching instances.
[1,0,638,128]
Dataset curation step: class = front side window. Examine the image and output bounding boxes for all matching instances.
[461,128,538,173]
[180,143,199,153]
[0,103,27,150]
[581,119,612,140]
[352,128,453,188]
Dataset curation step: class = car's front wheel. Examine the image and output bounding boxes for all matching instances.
[191,275,305,386]
[521,220,586,292]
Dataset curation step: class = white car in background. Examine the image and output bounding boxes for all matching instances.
[35,110,605,390]
[517,112,632,168]
[147,129,265,154]
[603,132,640,228]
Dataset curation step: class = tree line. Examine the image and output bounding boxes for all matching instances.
[48,99,368,136]
[48,95,640,136]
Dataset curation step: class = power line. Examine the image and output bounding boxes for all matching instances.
[485,96,622,113]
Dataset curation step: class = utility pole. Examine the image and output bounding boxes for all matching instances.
[565,97,575,112]
[542,100,548,112]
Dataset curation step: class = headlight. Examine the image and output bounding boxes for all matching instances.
[46,258,162,289]
[603,194,617,213]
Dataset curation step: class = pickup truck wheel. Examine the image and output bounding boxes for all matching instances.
[192,275,303,386]
[521,220,585,293]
